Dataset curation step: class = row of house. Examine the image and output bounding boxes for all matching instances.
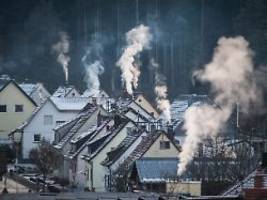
[3,75,258,196]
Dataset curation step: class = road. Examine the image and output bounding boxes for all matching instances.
[0,176,29,193]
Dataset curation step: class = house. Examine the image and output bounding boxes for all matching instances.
[52,86,80,97]
[82,89,109,98]
[130,158,201,196]
[82,89,111,109]
[0,79,37,143]
[101,130,193,194]
[81,117,137,192]
[11,96,90,160]
[53,104,108,180]
[222,154,267,200]
[116,97,156,123]
[19,82,50,106]
[133,93,159,119]
[169,94,237,145]
[67,118,114,189]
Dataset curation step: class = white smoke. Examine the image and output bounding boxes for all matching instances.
[82,37,104,97]
[116,24,152,95]
[177,36,262,175]
[151,58,171,123]
[52,31,70,83]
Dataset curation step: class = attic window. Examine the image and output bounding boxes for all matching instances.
[138,99,142,102]
[72,93,75,97]
[0,105,7,112]
[160,141,170,150]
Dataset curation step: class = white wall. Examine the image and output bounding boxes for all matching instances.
[87,121,135,191]
[22,100,79,159]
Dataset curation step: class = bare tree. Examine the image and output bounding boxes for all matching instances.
[29,140,61,189]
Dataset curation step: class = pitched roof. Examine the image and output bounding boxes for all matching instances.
[135,157,179,183]
[117,132,161,169]
[50,96,90,111]
[19,83,39,96]
[101,131,141,167]
[68,119,112,159]
[0,79,37,106]
[54,105,98,149]
[82,118,133,162]
[170,94,214,128]
[53,86,79,97]
[82,89,109,98]
[117,131,181,170]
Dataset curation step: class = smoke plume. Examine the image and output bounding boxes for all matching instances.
[52,31,70,83]
[116,24,152,95]
[177,36,262,175]
[82,35,104,97]
[151,58,171,123]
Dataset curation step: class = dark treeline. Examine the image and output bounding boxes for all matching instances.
[0,0,266,100]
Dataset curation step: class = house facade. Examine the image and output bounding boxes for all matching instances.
[0,80,37,143]
[12,96,90,159]
[82,119,137,192]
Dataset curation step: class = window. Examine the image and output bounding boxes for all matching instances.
[15,105,23,112]
[44,115,53,125]
[160,141,170,150]
[56,121,66,126]
[34,134,41,142]
[0,105,7,112]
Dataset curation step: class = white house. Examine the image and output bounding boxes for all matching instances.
[53,86,80,97]
[53,105,108,180]
[19,82,50,106]
[12,96,90,160]
[82,118,137,192]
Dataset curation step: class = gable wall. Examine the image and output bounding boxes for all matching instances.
[143,133,179,158]
[135,95,159,118]
[87,121,135,191]
[66,88,80,97]
[22,100,79,159]
[0,82,36,141]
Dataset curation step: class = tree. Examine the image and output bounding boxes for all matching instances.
[0,145,15,178]
[29,141,61,189]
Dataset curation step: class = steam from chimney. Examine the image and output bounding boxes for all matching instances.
[52,31,70,83]
[177,36,262,175]
[151,58,171,123]
[116,24,152,95]
[82,35,104,97]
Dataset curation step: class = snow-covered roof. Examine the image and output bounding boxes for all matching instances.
[82,89,109,98]
[19,83,39,96]
[50,96,90,111]
[169,94,213,128]
[52,86,79,97]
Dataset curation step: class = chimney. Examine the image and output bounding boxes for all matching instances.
[92,97,97,105]
[167,125,174,139]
